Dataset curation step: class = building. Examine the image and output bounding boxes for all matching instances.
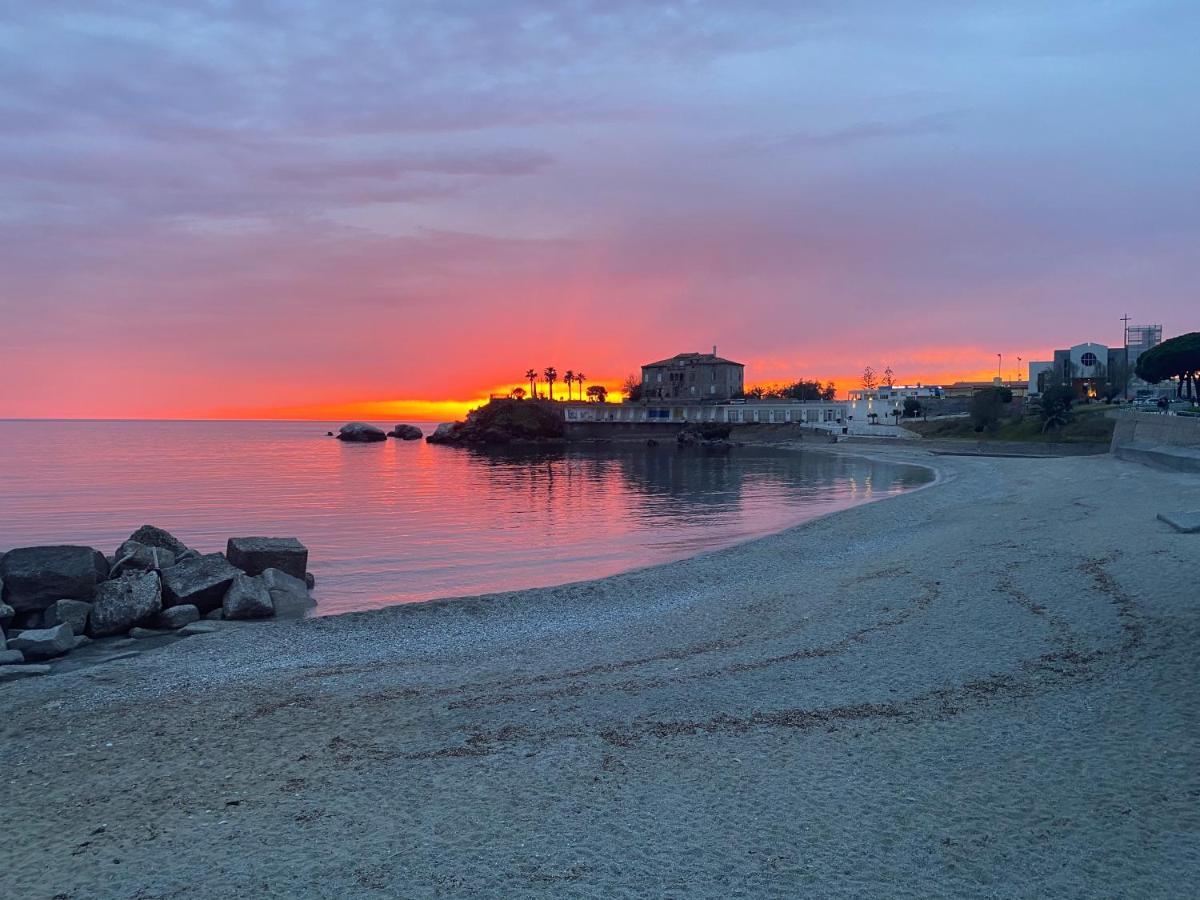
[846,386,940,424]
[942,379,1029,400]
[641,349,744,401]
[562,398,846,428]
[1027,326,1162,399]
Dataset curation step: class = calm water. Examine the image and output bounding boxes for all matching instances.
[0,421,930,615]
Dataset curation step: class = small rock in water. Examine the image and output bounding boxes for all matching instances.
[0,664,51,682]
[336,422,386,443]
[154,604,200,629]
[7,623,75,660]
[387,424,424,440]
[226,537,308,580]
[223,573,274,620]
[0,649,26,665]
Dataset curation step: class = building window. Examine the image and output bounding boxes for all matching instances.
[1080,352,1098,367]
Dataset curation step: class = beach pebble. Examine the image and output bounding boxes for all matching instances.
[0,664,51,682]
[7,623,74,660]
[154,604,200,630]
[222,574,274,620]
[89,571,162,637]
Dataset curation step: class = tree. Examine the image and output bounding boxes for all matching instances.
[1137,331,1200,401]
[862,366,878,390]
[586,384,608,403]
[524,369,537,399]
[744,385,767,399]
[543,367,558,400]
[902,397,923,419]
[621,373,643,401]
[890,408,903,426]
[824,381,837,402]
[1040,384,1075,432]
[882,366,895,388]
[576,372,587,402]
[563,370,575,400]
[969,387,1009,432]
[509,387,526,400]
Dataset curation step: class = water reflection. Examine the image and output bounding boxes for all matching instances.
[0,421,930,615]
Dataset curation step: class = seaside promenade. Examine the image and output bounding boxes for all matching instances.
[1,446,1196,898]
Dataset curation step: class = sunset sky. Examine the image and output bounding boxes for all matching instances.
[1,1,1196,420]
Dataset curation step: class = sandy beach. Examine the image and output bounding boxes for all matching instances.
[2,444,1197,899]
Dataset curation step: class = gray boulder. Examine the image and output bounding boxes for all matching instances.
[260,568,314,617]
[304,572,316,589]
[126,525,189,557]
[222,574,274,620]
[336,422,387,442]
[8,623,74,660]
[387,424,424,440]
[0,545,106,612]
[160,553,241,613]
[175,548,202,563]
[427,422,456,443]
[89,571,162,637]
[0,602,13,629]
[111,541,176,576]
[0,649,24,665]
[203,607,224,621]
[0,664,50,682]
[154,604,199,630]
[226,537,308,580]
[42,599,92,635]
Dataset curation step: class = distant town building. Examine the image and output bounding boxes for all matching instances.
[942,379,1028,400]
[847,385,941,423]
[1027,325,1163,399]
[641,349,744,401]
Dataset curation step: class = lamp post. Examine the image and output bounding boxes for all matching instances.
[1121,313,1131,402]
[997,353,1002,381]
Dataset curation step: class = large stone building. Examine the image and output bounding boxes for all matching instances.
[1027,325,1163,399]
[641,349,744,401]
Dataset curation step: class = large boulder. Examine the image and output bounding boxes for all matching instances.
[154,605,199,630]
[0,649,25,665]
[387,424,424,440]
[260,568,314,617]
[111,541,176,576]
[89,571,162,637]
[226,537,308,580]
[160,553,241,613]
[8,623,75,660]
[126,525,189,557]
[0,546,107,612]
[42,599,92,635]
[222,574,274,620]
[336,422,386,442]
[426,422,459,444]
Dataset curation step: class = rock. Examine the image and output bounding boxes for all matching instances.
[0,545,106,612]
[304,572,316,589]
[126,525,189,557]
[0,602,12,629]
[0,664,51,682]
[222,573,274,620]
[14,610,43,630]
[0,649,25,664]
[111,541,176,576]
[129,627,171,639]
[42,599,92,635]
[336,422,387,442]
[226,537,308,580]
[175,548,202,563]
[426,422,459,444]
[260,568,313,617]
[203,607,224,621]
[179,622,219,636]
[154,604,200,629]
[88,571,162,637]
[160,553,241,613]
[8,623,74,660]
[72,635,91,649]
[326,431,334,436]
[387,424,424,440]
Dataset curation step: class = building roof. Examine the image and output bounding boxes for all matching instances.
[642,352,744,368]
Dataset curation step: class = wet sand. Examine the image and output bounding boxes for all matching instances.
[1,446,1197,898]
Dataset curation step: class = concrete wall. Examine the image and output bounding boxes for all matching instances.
[1111,411,1200,449]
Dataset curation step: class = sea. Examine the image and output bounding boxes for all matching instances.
[0,420,931,615]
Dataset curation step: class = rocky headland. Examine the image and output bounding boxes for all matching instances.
[425,399,566,447]
[0,526,314,680]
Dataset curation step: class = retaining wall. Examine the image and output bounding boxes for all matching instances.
[1110,411,1200,472]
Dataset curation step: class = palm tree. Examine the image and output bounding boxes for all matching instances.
[575,372,586,400]
[543,366,558,400]
[524,369,537,399]
[564,370,575,401]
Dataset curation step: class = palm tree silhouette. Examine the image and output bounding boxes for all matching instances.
[564,370,575,401]
[575,372,586,400]
[543,367,558,400]
[524,369,537,399]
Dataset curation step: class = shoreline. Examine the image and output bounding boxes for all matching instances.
[2,445,1197,897]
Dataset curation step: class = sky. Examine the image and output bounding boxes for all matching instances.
[1,0,1196,420]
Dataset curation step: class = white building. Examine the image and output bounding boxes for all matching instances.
[846,386,932,426]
